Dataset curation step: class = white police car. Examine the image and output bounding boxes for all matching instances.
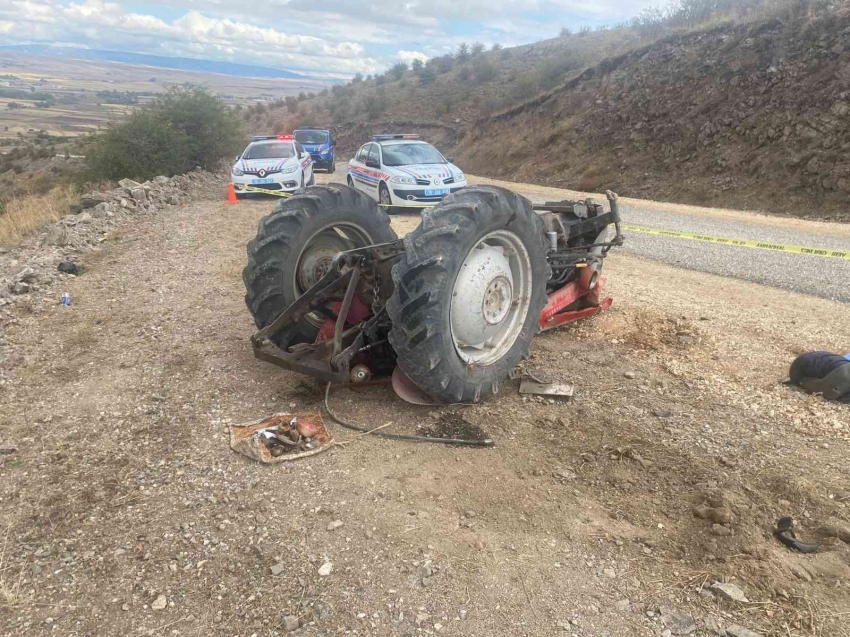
[231,135,314,197]
[347,135,467,211]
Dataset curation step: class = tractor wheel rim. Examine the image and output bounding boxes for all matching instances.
[294,223,373,327]
[450,229,532,365]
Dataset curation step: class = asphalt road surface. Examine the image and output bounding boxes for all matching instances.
[326,166,850,303]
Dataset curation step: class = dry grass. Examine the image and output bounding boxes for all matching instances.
[0,525,22,608]
[0,185,78,247]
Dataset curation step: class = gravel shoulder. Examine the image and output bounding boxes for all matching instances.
[1,175,849,637]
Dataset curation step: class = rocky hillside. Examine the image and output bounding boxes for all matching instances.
[458,8,850,219]
[260,3,850,220]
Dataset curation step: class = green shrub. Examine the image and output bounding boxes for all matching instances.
[84,85,243,182]
[389,62,408,81]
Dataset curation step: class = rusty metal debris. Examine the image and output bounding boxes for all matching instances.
[229,412,333,463]
[519,378,575,399]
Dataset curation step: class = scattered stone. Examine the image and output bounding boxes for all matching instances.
[624,371,637,379]
[603,568,616,579]
[659,606,697,635]
[283,616,300,632]
[58,262,80,275]
[270,562,286,576]
[45,226,69,246]
[80,193,108,209]
[12,282,31,295]
[118,178,142,190]
[459,609,468,620]
[709,524,732,537]
[554,467,576,480]
[131,188,148,205]
[615,599,630,612]
[653,409,673,418]
[709,581,749,603]
[91,202,112,219]
[726,625,761,637]
[327,520,344,531]
[151,594,167,610]
[318,561,333,577]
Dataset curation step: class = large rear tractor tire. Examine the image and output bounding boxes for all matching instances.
[243,184,398,348]
[387,186,549,403]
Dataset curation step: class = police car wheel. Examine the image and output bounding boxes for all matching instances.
[243,185,398,349]
[347,175,354,188]
[379,183,397,214]
[387,186,549,404]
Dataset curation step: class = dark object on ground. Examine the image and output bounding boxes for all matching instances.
[58,262,80,275]
[323,383,494,446]
[788,351,850,402]
[0,445,18,455]
[775,517,820,554]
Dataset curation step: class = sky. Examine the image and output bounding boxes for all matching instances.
[0,0,658,78]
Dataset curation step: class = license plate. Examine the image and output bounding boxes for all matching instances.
[252,178,274,184]
[424,188,450,197]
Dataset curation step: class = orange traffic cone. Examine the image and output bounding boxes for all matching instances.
[226,183,240,204]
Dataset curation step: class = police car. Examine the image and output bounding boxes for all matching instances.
[231,134,314,197]
[347,135,467,210]
[294,127,336,173]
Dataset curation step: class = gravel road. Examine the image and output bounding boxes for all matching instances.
[460,174,850,302]
[2,173,849,637]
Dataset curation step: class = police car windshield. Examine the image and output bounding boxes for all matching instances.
[243,143,295,160]
[381,143,445,166]
[295,130,329,145]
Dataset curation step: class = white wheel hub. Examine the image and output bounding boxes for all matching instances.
[450,230,533,365]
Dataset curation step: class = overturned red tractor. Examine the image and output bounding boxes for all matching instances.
[243,184,623,404]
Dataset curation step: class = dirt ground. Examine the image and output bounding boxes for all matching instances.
[1,179,849,637]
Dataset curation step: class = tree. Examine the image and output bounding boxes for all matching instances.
[471,41,485,56]
[389,61,408,81]
[85,85,243,182]
[491,43,503,52]
[560,27,572,36]
[352,72,364,83]
[456,43,470,62]
[412,58,425,72]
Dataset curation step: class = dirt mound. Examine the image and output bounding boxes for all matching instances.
[458,11,850,220]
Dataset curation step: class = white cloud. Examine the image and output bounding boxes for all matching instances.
[0,0,653,76]
[398,50,429,63]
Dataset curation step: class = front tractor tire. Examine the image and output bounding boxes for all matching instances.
[243,184,398,349]
[387,186,549,404]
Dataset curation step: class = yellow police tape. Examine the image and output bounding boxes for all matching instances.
[238,185,292,198]
[620,224,850,261]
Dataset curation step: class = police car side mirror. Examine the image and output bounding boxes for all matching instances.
[446,157,455,163]
[366,160,380,169]
[235,155,241,161]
